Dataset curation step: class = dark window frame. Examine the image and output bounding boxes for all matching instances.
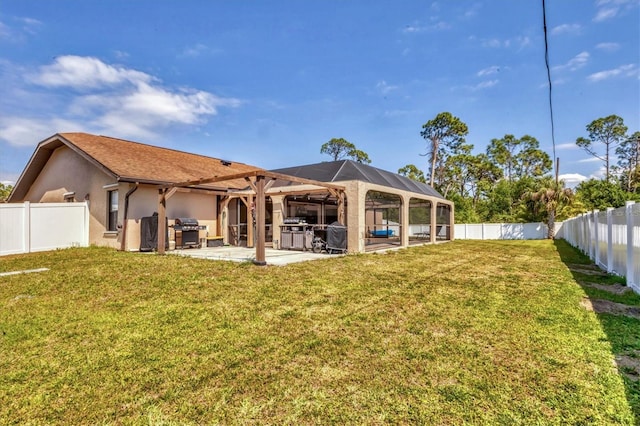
[107,189,119,232]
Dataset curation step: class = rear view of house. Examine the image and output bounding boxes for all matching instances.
[9,133,454,257]
[8,133,263,251]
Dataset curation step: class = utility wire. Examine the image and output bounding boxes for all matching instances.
[542,0,558,182]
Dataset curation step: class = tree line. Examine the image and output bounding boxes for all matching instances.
[321,112,640,231]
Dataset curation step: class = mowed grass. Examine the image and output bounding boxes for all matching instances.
[0,240,637,424]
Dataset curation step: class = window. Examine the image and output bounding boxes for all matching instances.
[63,191,76,202]
[107,190,118,231]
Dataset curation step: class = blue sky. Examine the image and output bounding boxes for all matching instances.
[1,0,638,188]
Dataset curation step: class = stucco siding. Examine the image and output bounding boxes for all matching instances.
[124,186,218,251]
[21,146,118,248]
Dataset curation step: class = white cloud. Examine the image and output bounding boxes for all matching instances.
[587,63,638,82]
[551,23,582,35]
[180,43,222,58]
[595,42,620,51]
[477,66,500,76]
[402,25,424,34]
[31,55,154,89]
[113,50,130,59]
[430,21,451,31]
[0,21,10,39]
[475,80,498,89]
[594,7,618,21]
[557,142,578,150]
[552,51,590,72]
[577,157,602,163]
[482,38,502,48]
[16,17,42,34]
[480,36,530,50]
[455,80,499,91]
[402,20,450,33]
[463,3,482,18]
[558,173,587,188]
[594,0,639,21]
[0,16,42,41]
[0,117,85,147]
[0,56,242,145]
[376,80,399,95]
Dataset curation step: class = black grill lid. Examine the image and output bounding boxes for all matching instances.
[175,217,198,226]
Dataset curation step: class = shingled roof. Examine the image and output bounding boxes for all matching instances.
[272,160,447,199]
[10,133,263,200]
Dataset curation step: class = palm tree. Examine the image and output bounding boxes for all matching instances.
[525,178,574,239]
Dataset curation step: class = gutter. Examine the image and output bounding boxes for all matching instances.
[120,183,139,251]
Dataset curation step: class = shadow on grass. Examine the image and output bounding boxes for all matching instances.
[553,239,640,422]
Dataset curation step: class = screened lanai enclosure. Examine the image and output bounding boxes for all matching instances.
[271,160,455,253]
[366,191,401,248]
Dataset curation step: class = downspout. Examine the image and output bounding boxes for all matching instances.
[120,183,139,251]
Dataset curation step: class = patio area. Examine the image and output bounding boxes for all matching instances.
[167,246,343,266]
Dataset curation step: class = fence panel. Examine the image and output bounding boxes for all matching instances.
[611,207,627,277]
[597,210,608,270]
[0,202,89,256]
[632,203,640,293]
[454,223,548,240]
[560,202,639,295]
[0,204,27,255]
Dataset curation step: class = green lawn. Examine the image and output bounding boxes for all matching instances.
[0,240,638,424]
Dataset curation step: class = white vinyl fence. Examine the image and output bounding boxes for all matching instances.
[559,201,639,294]
[454,222,554,240]
[0,202,89,256]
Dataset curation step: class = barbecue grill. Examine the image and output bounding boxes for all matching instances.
[174,217,201,249]
[280,217,313,250]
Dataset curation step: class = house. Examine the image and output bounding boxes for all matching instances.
[9,133,453,258]
[8,133,265,251]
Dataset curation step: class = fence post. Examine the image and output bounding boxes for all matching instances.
[606,207,613,273]
[23,201,31,253]
[593,210,599,266]
[627,201,636,291]
[84,201,90,247]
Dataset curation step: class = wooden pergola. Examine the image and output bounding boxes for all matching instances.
[156,170,345,265]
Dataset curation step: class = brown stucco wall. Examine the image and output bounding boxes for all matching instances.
[21,146,219,251]
[21,146,119,248]
[123,186,217,251]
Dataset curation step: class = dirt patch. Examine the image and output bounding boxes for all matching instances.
[568,263,601,271]
[568,265,609,276]
[580,281,632,295]
[580,298,640,320]
[614,352,640,382]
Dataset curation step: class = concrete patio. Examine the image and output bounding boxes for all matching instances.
[168,246,344,266]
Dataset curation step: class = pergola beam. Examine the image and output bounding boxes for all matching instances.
[164,170,344,192]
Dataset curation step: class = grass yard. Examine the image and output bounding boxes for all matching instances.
[1,240,638,424]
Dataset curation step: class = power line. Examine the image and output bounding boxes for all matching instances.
[542,0,558,181]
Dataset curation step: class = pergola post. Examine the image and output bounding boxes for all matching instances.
[449,202,455,241]
[247,195,254,248]
[430,200,437,244]
[158,188,167,254]
[217,196,229,239]
[338,192,345,224]
[401,195,410,247]
[254,175,267,265]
